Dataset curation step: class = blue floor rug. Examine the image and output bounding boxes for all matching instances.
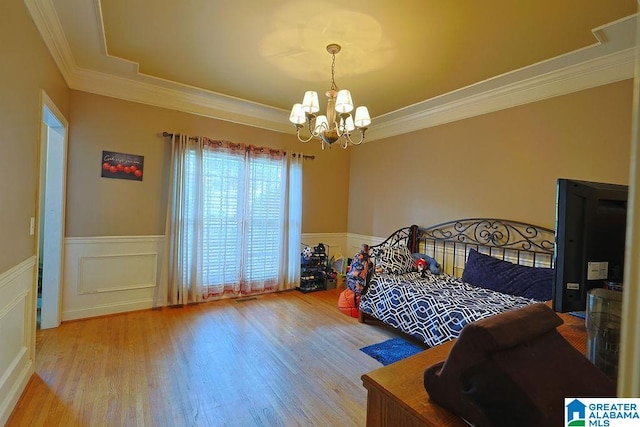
[360,337,425,366]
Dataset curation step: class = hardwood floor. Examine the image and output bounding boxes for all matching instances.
[7,288,406,426]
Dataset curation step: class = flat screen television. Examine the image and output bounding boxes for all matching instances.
[552,178,628,313]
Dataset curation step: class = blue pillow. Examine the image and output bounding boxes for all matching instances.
[461,249,553,301]
[411,253,442,275]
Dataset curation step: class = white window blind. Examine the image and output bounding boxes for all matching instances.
[245,155,285,283]
[184,146,286,293]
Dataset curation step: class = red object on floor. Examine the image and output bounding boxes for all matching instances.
[338,288,360,318]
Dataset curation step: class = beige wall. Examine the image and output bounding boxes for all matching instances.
[348,80,633,237]
[0,0,69,274]
[1,0,69,422]
[65,91,350,237]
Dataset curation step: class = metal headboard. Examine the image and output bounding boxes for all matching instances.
[369,226,416,252]
[371,218,555,277]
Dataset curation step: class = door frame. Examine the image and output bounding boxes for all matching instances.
[36,90,68,329]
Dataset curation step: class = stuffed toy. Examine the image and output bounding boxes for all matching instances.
[412,253,442,275]
[415,257,428,278]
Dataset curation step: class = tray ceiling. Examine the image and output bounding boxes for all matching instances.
[27,0,638,140]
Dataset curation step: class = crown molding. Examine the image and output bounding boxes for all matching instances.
[367,14,638,141]
[23,0,76,83]
[69,67,292,133]
[367,47,635,141]
[26,0,637,141]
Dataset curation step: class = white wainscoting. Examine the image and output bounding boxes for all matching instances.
[301,232,348,261]
[345,233,386,258]
[62,236,164,321]
[301,232,386,261]
[62,233,383,321]
[0,257,36,426]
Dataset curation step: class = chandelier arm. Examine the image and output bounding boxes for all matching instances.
[312,119,329,138]
[294,125,316,143]
[343,129,366,145]
[331,119,345,138]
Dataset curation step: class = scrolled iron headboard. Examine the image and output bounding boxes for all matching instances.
[369,226,415,252]
[371,218,555,277]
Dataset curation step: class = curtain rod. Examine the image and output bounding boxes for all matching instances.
[162,131,197,141]
[162,132,315,160]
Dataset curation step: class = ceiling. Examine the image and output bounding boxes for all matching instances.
[26,0,638,141]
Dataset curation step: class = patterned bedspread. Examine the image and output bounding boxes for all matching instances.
[359,271,539,347]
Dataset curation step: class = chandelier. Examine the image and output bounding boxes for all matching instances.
[289,44,371,150]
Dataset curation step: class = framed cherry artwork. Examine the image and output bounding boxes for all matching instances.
[101,150,144,181]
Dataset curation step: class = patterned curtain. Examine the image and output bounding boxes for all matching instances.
[157,134,302,306]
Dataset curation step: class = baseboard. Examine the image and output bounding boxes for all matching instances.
[62,298,155,321]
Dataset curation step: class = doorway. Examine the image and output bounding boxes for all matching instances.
[37,91,68,330]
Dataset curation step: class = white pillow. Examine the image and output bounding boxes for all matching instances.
[376,246,415,275]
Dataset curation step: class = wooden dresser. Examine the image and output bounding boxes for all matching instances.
[361,312,587,427]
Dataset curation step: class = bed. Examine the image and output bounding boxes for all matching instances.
[358,218,555,347]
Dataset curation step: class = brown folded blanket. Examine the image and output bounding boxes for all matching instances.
[423,303,615,427]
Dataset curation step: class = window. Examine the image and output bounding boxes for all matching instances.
[167,137,300,303]
[159,134,302,305]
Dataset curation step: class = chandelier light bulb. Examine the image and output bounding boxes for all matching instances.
[335,89,354,114]
[343,115,355,132]
[289,103,306,125]
[302,91,320,113]
[354,106,371,128]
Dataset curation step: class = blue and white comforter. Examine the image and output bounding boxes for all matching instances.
[359,271,540,347]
